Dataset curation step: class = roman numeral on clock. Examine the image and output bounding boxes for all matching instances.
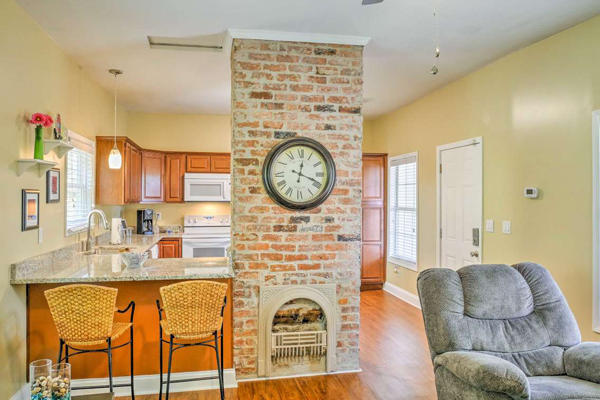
[275,172,284,177]
[297,148,305,158]
[285,187,293,197]
[313,161,322,168]
[277,180,286,188]
[312,181,322,189]
[297,190,303,200]
[286,152,294,160]
[315,172,324,178]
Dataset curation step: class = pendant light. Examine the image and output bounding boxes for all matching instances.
[108,69,123,169]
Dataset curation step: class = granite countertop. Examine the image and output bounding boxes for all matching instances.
[11,233,234,284]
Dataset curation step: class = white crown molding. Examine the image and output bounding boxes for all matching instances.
[68,368,237,397]
[383,282,421,310]
[223,29,370,56]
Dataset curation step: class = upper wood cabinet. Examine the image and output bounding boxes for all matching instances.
[96,137,142,205]
[187,154,230,173]
[165,154,186,203]
[141,150,165,203]
[211,154,231,173]
[187,155,210,173]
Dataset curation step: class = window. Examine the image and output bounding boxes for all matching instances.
[388,152,418,270]
[65,131,95,235]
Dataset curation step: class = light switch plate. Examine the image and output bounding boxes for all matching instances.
[38,227,43,244]
[502,221,511,235]
[486,220,494,233]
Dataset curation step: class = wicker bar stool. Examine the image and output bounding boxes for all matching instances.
[45,284,135,399]
[156,281,227,400]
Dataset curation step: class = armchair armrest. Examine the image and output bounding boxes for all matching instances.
[434,351,530,400]
[565,343,600,384]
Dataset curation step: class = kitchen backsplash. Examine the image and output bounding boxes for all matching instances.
[123,202,231,228]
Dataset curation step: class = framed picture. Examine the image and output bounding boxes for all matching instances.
[46,168,60,203]
[22,189,40,231]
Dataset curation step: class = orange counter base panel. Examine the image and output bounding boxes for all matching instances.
[27,279,233,379]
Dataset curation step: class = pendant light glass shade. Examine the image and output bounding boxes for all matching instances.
[108,69,123,169]
[108,145,122,169]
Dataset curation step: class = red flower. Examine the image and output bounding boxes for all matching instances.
[43,115,54,127]
[29,113,47,126]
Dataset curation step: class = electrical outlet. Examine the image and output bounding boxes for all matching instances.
[156,212,162,221]
[38,227,43,244]
[486,220,494,233]
[502,221,511,235]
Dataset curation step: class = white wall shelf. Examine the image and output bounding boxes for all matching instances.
[43,139,74,158]
[17,159,57,177]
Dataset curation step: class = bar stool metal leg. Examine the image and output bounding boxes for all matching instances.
[165,335,174,400]
[214,332,225,400]
[130,325,135,400]
[107,338,114,393]
[57,339,64,364]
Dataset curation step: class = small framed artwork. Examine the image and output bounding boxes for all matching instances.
[22,189,40,231]
[46,168,60,203]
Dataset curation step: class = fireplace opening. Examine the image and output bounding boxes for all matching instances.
[270,298,327,376]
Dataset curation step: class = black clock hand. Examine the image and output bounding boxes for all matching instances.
[297,161,304,183]
[292,170,318,183]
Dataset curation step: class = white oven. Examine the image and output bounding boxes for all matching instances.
[182,214,231,259]
[184,173,231,202]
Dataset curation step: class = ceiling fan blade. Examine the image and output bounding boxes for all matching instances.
[362,0,384,5]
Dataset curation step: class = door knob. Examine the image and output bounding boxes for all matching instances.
[470,251,479,258]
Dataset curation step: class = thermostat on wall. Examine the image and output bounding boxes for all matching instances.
[524,187,540,199]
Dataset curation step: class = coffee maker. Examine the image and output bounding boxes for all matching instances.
[136,209,154,234]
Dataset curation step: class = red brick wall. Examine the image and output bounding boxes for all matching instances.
[231,39,363,377]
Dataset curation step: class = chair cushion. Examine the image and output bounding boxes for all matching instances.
[529,376,600,400]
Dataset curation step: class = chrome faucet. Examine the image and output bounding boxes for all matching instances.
[85,209,110,251]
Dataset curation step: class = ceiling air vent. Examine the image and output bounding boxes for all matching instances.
[147,36,223,52]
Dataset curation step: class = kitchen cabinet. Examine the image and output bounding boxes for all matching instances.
[187,155,210,173]
[96,137,142,205]
[158,238,181,258]
[141,150,165,203]
[187,153,231,173]
[165,153,186,203]
[210,154,231,173]
[361,153,387,290]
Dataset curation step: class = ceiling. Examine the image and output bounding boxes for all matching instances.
[15,0,600,117]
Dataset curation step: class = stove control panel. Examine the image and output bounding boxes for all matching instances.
[184,215,230,227]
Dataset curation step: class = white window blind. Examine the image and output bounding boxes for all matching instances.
[65,131,95,235]
[389,153,418,269]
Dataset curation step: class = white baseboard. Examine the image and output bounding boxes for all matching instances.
[9,383,28,400]
[240,368,362,382]
[70,368,237,396]
[383,282,421,309]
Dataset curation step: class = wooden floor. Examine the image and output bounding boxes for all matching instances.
[119,290,437,400]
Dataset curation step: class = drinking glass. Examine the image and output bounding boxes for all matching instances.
[50,363,71,400]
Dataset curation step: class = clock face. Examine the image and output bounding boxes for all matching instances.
[263,138,336,210]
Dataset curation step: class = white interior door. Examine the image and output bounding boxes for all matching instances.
[438,139,482,270]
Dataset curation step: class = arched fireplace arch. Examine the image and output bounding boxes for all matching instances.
[258,284,337,377]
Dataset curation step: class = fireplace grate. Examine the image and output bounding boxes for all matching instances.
[271,331,327,358]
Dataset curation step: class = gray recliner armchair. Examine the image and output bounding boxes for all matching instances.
[417,263,600,400]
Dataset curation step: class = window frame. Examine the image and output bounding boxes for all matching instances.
[64,130,96,237]
[593,110,600,333]
[387,152,419,272]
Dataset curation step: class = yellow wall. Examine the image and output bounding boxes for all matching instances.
[365,16,600,341]
[0,0,128,395]
[124,112,231,227]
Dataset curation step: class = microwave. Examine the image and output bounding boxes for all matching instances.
[184,173,231,202]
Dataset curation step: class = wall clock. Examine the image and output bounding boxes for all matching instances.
[262,137,336,211]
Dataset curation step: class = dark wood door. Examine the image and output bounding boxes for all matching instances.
[130,146,142,203]
[165,154,186,203]
[187,155,211,173]
[361,153,387,290]
[210,154,231,173]
[141,150,165,203]
[159,238,181,258]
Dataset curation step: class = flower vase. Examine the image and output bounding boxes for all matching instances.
[34,125,44,160]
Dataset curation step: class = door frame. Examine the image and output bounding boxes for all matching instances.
[436,137,483,268]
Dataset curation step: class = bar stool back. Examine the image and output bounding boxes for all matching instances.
[157,281,227,400]
[45,284,135,399]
